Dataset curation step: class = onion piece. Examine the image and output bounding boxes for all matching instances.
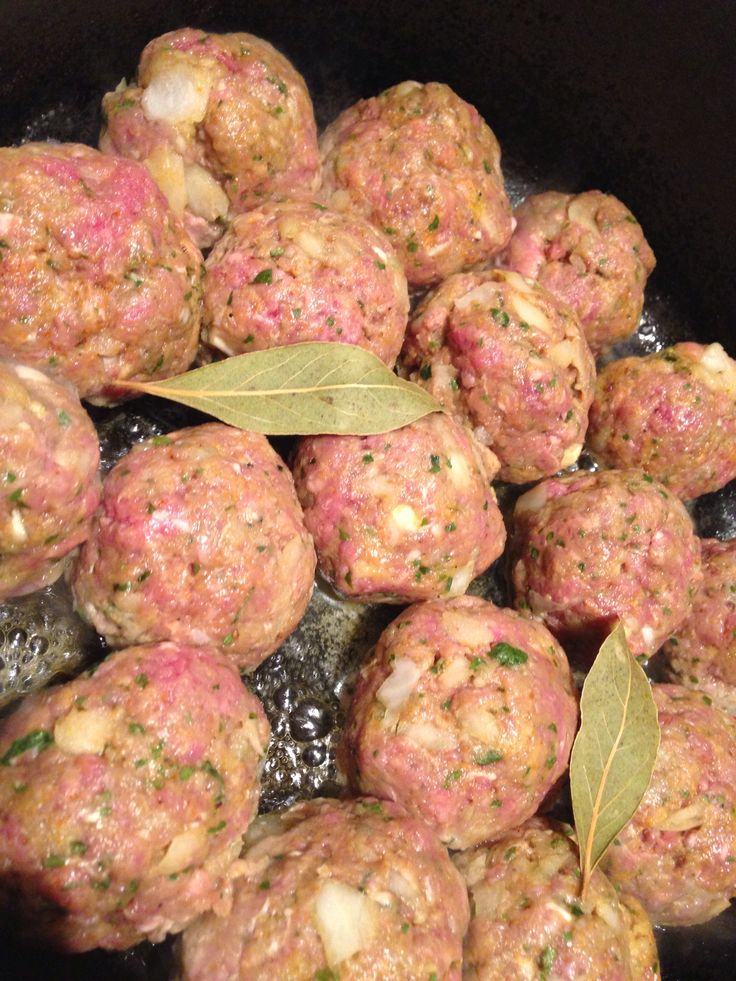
[142,62,211,125]
[376,658,423,720]
[314,879,379,967]
[54,707,116,756]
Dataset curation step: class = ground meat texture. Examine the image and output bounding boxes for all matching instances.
[0,361,100,600]
[454,817,659,981]
[71,423,315,670]
[602,684,736,926]
[100,29,319,249]
[319,80,512,288]
[501,190,656,355]
[179,797,468,980]
[587,342,736,500]
[202,198,408,365]
[401,269,596,483]
[662,539,736,715]
[510,469,702,659]
[346,596,577,849]
[0,142,202,404]
[0,642,270,951]
[292,414,505,603]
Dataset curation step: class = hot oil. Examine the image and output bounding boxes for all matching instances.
[1,91,735,981]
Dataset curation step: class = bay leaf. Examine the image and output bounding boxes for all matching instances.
[118,342,440,436]
[569,621,660,898]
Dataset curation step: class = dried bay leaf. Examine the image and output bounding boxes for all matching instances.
[570,622,660,898]
[119,342,440,436]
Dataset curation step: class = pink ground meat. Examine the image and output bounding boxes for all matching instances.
[455,817,659,980]
[180,797,469,980]
[602,684,736,926]
[72,423,315,670]
[0,142,202,403]
[0,361,100,599]
[319,80,512,288]
[663,539,736,715]
[100,28,319,248]
[511,469,702,659]
[292,413,505,603]
[587,342,736,499]
[0,642,270,950]
[347,595,577,849]
[202,198,408,365]
[501,190,656,355]
[401,268,596,482]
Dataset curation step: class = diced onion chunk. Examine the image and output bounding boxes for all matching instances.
[314,879,378,967]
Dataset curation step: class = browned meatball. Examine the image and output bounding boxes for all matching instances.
[511,469,702,659]
[587,342,736,499]
[202,198,408,366]
[602,684,736,926]
[101,29,319,248]
[319,81,512,288]
[0,361,100,599]
[663,538,736,715]
[292,413,505,603]
[0,143,202,403]
[502,190,656,355]
[401,268,596,482]
[347,596,577,849]
[180,797,469,980]
[72,423,315,670]
[454,817,659,980]
[0,642,270,951]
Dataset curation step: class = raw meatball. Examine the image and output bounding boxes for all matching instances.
[401,268,596,482]
[511,469,702,658]
[292,413,506,603]
[662,539,736,715]
[0,142,202,403]
[502,190,656,355]
[319,80,512,288]
[346,596,577,849]
[101,28,319,248]
[72,423,315,670]
[179,797,469,980]
[602,684,736,926]
[202,198,408,365]
[454,817,659,981]
[0,642,270,950]
[0,361,100,599]
[587,342,736,499]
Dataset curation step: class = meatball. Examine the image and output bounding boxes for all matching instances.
[180,797,469,980]
[101,28,319,248]
[319,80,512,288]
[602,684,736,926]
[454,817,659,981]
[0,142,202,403]
[0,642,270,951]
[292,413,505,603]
[662,539,736,715]
[72,423,315,670]
[511,469,702,659]
[346,596,577,849]
[202,199,408,365]
[587,342,736,499]
[502,190,656,355]
[0,361,100,599]
[401,268,596,482]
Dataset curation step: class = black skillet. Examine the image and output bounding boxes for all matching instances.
[0,1,734,977]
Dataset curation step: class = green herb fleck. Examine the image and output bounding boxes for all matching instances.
[251,268,273,285]
[1,729,54,766]
[488,643,528,667]
[475,749,503,765]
